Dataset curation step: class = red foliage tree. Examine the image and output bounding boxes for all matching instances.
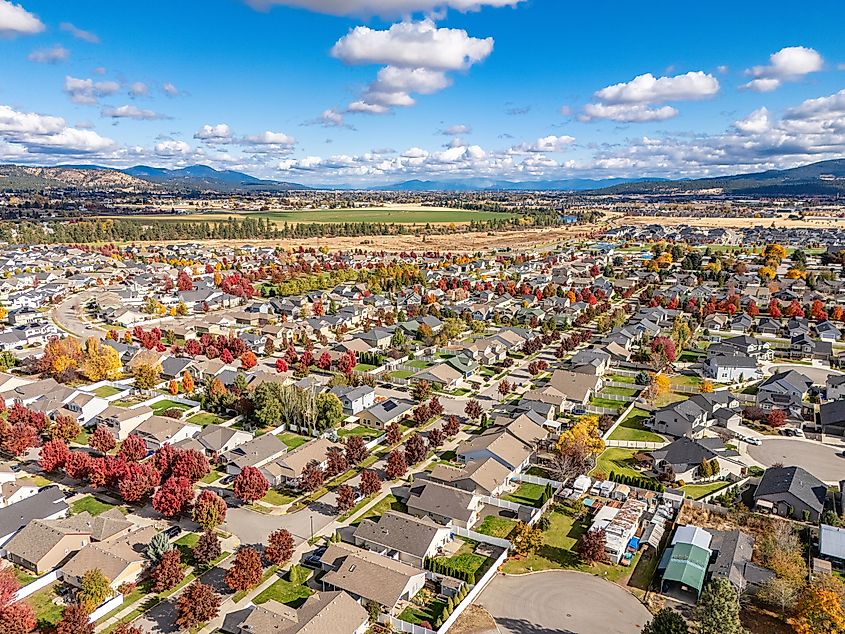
[359,469,381,496]
[52,414,81,442]
[171,448,210,483]
[317,352,332,370]
[233,466,269,503]
[55,603,93,634]
[264,529,295,566]
[89,425,116,455]
[224,547,263,592]
[151,549,185,592]
[427,427,445,449]
[152,476,193,517]
[193,490,227,530]
[40,439,70,473]
[385,449,407,479]
[325,446,348,478]
[118,462,160,502]
[175,581,220,629]
[1,422,39,457]
[345,435,368,464]
[299,460,325,492]
[65,451,93,480]
[220,348,234,364]
[404,432,427,465]
[386,422,401,445]
[192,531,221,568]
[767,409,787,428]
[335,484,356,512]
[275,358,289,373]
[0,568,36,634]
[117,434,147,462]
[443,415,460,437]
[497,380,512,398]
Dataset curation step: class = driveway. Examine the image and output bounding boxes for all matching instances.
[747,438,845,483]
[477,571,651,634]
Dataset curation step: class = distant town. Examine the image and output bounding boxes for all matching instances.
[0,188,842,634]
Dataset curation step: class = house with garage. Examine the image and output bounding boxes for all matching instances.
[356,398,414,430]
[330,385,376,416]
[404,480,483,528]
[411,363,464,391]
[93,405,154,441]
[188,424,253,457]
[262,437,340,489]
[652,392,741,438]
[645,438,745,483]
[61,525,159,591]
[132,415,200,452]
[221,433,289,476]
[702,354,762,383]
[233,591,369,634]
[0,486,69,549]
[353,511,453,569]
[547,369,602,407]
[319,542,426,615]
[753,465,827,522]
[427,457,512,497]
[755,370,813,420]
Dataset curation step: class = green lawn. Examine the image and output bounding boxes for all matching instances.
[71,495,123,516]
[28,582,63,629]
[406,359,432,369]
[608,408,664,443]
[591,449,645,480]
[681,481,732,500]
[588,397,623,411]
[253,575,313,607]
[200,467,226,484]
[670,374,703,388]
[474,515,517,539]
[353,494,407,526]
[262,488,298,506]
[175,533,200,564]
[430,540,492,579]
[276,432,311,450]
[151,399,191,415]
[606,374,636,384]
[501,505,638,581]
[399,599,448,627]
[187,412,224,426]
[652,391,688,407]
[388,370,415,380]
[601,386,638,397]
[92,385,123,397]
[13,566,36,586]
[337,425,381,439]
[353,363,377,372]
[502,482,547,508]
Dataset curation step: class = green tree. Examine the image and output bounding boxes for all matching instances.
[695,578,746,634]
[146,532,174,563]
[79,568,112,610]
[642,608,689,634]
[316,392,344,430]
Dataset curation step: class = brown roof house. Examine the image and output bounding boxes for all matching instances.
[234,590,368,634]
[353,510,453,568]
[262,438,341,489]
[319,543,426,615]
[222,433,288,476]
[404,481,482,528]
[61,525,158,591]
[548,369,602,408]
[428,457,511,497]
[4,518,91,574]
[93,405,153,441]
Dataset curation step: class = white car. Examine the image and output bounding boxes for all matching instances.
[744,437,762,446]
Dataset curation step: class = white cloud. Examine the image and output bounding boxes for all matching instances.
[442,123,471,135]
[332,19,492,71]
[59,22,99,43]
[128,82,149,98]
[529,135,575,153]
[734,107,771,134]
[194,123,232,143]
[0,104,113,154]
[742,46,823,92]
[246,0,523,17]
[102,105,167,121]
[579,103,678,122]
[581,71,717,123]
[242,130,295,146]
[594,71,720,104]
[162,82,180,97]
[333,19,492,114]
[27,45,69,64]
[63,76,120,105]
[0,0,43,36]
[154,139,191,156]
[310,108,349,127]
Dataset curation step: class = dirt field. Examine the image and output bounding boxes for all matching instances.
[617,214,845,229]
[111,223,599,253]
[450,605,499,634]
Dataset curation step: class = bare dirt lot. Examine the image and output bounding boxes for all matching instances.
[617,214,845,229]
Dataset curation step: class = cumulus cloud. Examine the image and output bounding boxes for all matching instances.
[581,71,718,123]
[442,123,470,135]
[246,0,523,17]
[154,139,191,156]
[63,76,120,105]
[0,103,113,154]
[194,123,232,143]
[306,108,354,129]
[594,71,719,104]
[162,82,180,97]
[332,19,493,114]
[579,103,678,123]
[0,0,43,36]
[242,130,295,146]
[28,45,69,64]
[734,107,771,134]
[742,46,823,92]
[59,22,99,43]
[128,82,149,98]
[102,105,167,121]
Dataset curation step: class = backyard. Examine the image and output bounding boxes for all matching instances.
[187,412,224,426]
[591,448,650,481]
[150,399,192,416]
[474,515,518,539]
[681,480,732,500]
[502,482,548,508]
[276,432,311,450]
[71,495,125,516]
[92,385,124,398]
[608,408,664,443]
[253,569,313,607]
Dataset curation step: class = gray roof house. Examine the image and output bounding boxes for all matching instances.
[753,466,827,522]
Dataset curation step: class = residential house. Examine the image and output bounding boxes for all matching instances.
[330,385,376,416]
[93,405,154,441]
[4,517,92,574]
[702,355,761,383]
[0,487,69,548]
[753,466,827,522]
[233,591,369,634]
[547,369,602,407]
[62,525,159,591]
[132,415,200,452]
[412,363,463,391]
[353,511,453,568]
[221,433,288,476]
[652,392,741,438]
[755,370,813,419]
[427,457,511,497]
[404,481,482,528]
[646,438,745,483]
[262,438,340,489]
[356,398,414,430]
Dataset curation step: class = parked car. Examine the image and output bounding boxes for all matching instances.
[164,526,182,539]
[781,428,795,437]
[220,475,235,485]
[302,547,327,569]
[793,428,804,437]
[744,437,762,446]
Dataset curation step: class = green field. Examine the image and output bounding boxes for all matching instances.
[608,408,664,443]
[681,481,732,500]
[71,495,124,516]
[591,448,645,480]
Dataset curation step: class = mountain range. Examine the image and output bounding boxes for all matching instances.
[0,158,843,195]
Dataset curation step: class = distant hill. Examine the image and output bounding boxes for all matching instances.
[373,177,664,192]
[587,159,845,196]
[0,163,309,192]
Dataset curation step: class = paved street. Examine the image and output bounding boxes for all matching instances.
[477,571,651,634]
[50,290,106,338]
[747,438,845,483]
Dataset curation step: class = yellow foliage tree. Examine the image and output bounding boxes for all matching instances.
[557,415,605,456]
[700,380,714,393]
[80,337,122,382]
[794,585,845,634]
[763,243,787,262]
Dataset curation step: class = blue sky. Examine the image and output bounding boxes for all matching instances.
[1,0,844,185]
